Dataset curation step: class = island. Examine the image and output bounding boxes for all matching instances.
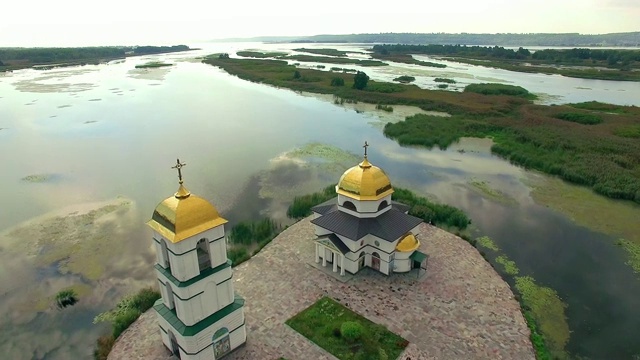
[0,45,193,72]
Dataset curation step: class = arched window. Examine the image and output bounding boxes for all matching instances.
[165,282,176,310]
[342,201,357,211]
[212,327,231,358]
[358,251,366,269]
[168,331,180,357]
[377,200,389,211]
[197,238,211,272]
[371,252,381,271]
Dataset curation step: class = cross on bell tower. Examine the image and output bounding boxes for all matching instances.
[172,158,187,184]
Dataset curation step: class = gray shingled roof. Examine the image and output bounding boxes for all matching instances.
[317,234,350,254]
[311,207,423,242]
[312,197,412,215]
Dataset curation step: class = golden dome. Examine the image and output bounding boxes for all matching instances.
[147,183,227,243]
[396,233,420,252]
[336,157,394,201]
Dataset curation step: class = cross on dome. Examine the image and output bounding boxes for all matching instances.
[363,141,369,158]
[172,158,187,184]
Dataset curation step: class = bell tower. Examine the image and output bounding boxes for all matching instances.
[147,159,247,359]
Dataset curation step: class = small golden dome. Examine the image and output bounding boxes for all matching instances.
[396,233,420,252]
[147,183,227,243]
[336,157,394,201]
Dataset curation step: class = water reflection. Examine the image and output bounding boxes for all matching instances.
[0,49,639,359]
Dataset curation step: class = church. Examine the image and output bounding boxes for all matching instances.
[146,159,247,359]
[311,142,428,276]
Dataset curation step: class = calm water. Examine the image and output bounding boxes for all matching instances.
[0,43,639,359]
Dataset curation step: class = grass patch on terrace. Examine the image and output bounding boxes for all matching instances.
[286,297,407,360]
[135,61,173,69]
[553,112,603,125]
[464,83,536,99]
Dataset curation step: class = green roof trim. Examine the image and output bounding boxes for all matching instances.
[154,294,245,336]
[155,260,232,288]
[410,250,428,263]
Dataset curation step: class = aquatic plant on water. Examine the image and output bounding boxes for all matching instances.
[55,288,78,309]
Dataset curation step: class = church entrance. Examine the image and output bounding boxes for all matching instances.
[212,328,231,358]
[358,251,365,270]
[325,248,334,264]
[168,331,180,358]
[371,252,381,271]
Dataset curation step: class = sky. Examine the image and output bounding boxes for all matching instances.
[1,0,638,47]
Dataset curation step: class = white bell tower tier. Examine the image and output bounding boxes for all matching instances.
[147,159,246,359]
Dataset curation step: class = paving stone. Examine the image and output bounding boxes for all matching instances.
[109,217,535,360]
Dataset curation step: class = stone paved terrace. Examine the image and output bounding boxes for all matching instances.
[109,217,535,360]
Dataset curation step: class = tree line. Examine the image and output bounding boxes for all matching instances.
[372,44,640,66]
[0,45,190,64]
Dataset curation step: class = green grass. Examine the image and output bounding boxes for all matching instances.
[294,48,349,57]
[55,288,78,308]
[286,297,407,360]
[93,287,161,359]
[393,75,415,83]
[553,112,603,125]
[134,61,173,69]
[384,111,640,204]
[515,276,570,359]
[615,239,640,273]
[287,184,336,219]
[236,51,287,58]
[434,78,456,84]
[496,255,519,275]
[614,125,640,138]
[468,179,517,205]
[476,236,500,251]
[464,83,536,99]
[280,54,387,67]
[568,101,629,114]
[447,57,640,82]
[371,53,446,68]
[202,56,640,204]
[376,104,394,112]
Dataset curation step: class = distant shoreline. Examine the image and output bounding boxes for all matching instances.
[0,46,196,73]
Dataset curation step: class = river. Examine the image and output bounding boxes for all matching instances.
[0,43,639,359]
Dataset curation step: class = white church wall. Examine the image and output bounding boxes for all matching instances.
[154,239,169,268]
[202,281,220,319]
[314,225,333,237]
[209,237,227,268]
[191,307,245,353]
[216,281,233,310]
[370,235,396,254]
[156,266,232,304]
[393,258,412,273]
[156,306,245,358]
